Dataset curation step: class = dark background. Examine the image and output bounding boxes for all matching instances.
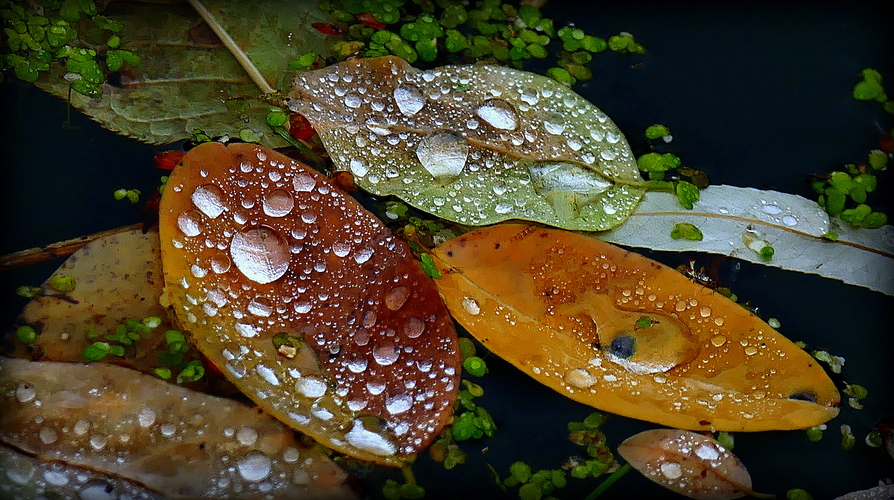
[1,2,892,499]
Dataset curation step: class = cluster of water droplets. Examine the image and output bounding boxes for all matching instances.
[165,145,459,460]
[288,57,643,230]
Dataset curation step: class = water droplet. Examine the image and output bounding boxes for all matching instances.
[177,211,202,237]
[192,184,226,218]
[294,376,328,398]
[475,99,519,130]
[416,132,469,183]
[230,226,290,284]
[403,317,425,338]
[160,423,177,436]
[332,241,352,257]
[354,247,375,264]
[294,302,312,314]
[43,470,68,486]
[461,297,481,315]
[39,427,58,444]
[762,204,782,215]
[255,364,280,386]
[385,393,413,414]
[495,202,513,214]
[89,434,107,450]
[235,322,259,338]
[520,88,539,105]
[137,406,156,428]
[714,317,725,326]
[346,419,396,456]
[15,384,35,403]
[344,93,362,108]
[73,419,90,435]
[544,114,566,135]
[373,341,399,366]
[247,296,273,317]
[81,484,118,500]
[710,334,727,347]
[210,253,231,273]
[236,425,258,446]
[782,215,798,226]
[283,447,300,463]
[262,189,294,217]
[393,84,426,116]
[565,368,598,388]
[237,452,272,482]
[744,346,759,356]
[347,357,369,373]
[699,306,712,317]
[674,299,687,312]
[660,461,682,479]
[385,286,409,311]
[292,173,316,194]
[695,443,719,460]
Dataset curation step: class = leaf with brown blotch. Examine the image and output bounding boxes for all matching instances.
[0,357,359,500]
[618,429,767,500]
[158,142,461,466]
[287,56,646,231]
[432,223,840,431]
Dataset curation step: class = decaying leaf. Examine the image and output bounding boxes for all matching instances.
[2,228,190,374]
[158,142,461,465]
[833,481,894,500]
[36,0,332,146]
[1,443,163,500]
[433,223,840,431]
[287,56,646,231]
[618,429,761,500]
[598,185,894,296]
[0,357,359,499]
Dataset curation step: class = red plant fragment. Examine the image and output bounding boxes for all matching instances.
[312,22,345,35]
[153,150,185,171]
[289,113,318,141]
[356,12,387,30]
[879,132,893,154]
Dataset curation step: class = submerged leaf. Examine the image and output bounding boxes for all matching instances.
[618,429,759,500]
[598,186,894,296]
[158,142,461,465]
[288,56,646,231]
[433,224,839,431]
[0,357,359,499]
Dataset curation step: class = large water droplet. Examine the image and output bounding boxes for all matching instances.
[403,317,425,338]
[461,297,481,315]
[294,376,328,398]
[385,286,409,311]
[236,425,258,446]
[192,184,226,218]
[255,364,280,386]
[695,443,720,460]
[347,357,368,373]
[373,341,399,366]
[39,427,58,444]
[659,461,682,479]
[346,419,396,456]
[475,99,519,130]
[416,132,469,184]
[137,406,156,428]
[394,84,426,116]
[292,173,316,192]
[262,189,294,217]
[247,296,273,317]
[344,93,362,108]
[211,253,231,273]
[385,393,413,415]
[237,452,272,482]
[332,241,352,257]
[177,211,202,237]
[15,384,35,403]
[354,247,375,264]
[230,226,290,284]
[544,114,566,135]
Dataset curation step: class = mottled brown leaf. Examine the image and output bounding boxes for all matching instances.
[158,142,461,465]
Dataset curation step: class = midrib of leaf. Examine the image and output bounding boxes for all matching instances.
[186,0,276,94]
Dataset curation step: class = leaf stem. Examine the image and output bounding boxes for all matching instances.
[583,463,631,500]
[186,0,276,95]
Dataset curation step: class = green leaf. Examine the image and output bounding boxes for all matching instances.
[644,124,670,140]
[462,356,488,377]
[670,222,703,240]
[59,0,97,22]
[868,150,888,170]
[675,180,700,209]
[510,461,533,483]
[290,57,646,231]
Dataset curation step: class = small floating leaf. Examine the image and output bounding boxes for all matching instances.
[433,224,839,431]
[288,56,646,231]
[618,429,762,499]
[158,142,461,466]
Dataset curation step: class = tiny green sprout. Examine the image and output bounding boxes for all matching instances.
[239,129,262,143]
[786,489,814,500]
[154,367,172,380]
[463,356,488,377]
[142,316,162,329]
[165,330,186,344]
[83,341,111,361]
[15,285,41,298]
[812,350,844,374]
[634,316,654,330]
[675,181,700,210]
[821,232,838,241]
[844,383,868,400]
[288,51,318,70]
[768,317,781,328]
[759,245,774,261]
[865,430,882,448]
[265,109,288,127]
[48,274,76,292]
[852,68,886,102]
[418,253,442,279]
[805,425,825,442]
[509,461,533,484]
[644,124,671,140]
[716,431,735,450]
[16,325,37,345]
[177,360,205,384]
[670,222,703,241]
[191,129,212,144]
[840,424,856,451]
[113,188,140,204]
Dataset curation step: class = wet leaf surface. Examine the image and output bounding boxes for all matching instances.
[618,429,758,500]
[433,223,840,431]
[0,357,359,499]
[35,0,332,146]
[158,142,461,466]
[288,56,646,231]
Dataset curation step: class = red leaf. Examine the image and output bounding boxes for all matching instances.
[312,22,345,35]
[289,113,317,141]
[356,12,387,30]
[153,150,184,171]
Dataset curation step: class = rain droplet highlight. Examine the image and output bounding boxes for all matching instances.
[191,184,226,218]
[393,84,426,116]
[475,99,519,130]
[416,132,469,184]
[262,189,294,217]
[230,226,291,284]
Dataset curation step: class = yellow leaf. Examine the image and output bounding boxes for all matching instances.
[433,223,839,431]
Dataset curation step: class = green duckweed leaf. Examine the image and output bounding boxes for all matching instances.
[288,56,646,231]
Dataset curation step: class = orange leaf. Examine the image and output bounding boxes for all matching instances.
[433,223,839,431]
[618,429,768,500]
[158,142,461,465]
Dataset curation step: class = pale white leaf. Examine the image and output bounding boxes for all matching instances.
[596,185,894,296]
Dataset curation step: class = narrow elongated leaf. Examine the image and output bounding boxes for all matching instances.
[618,429,759,500]
[288,56,646,231]
[433,224,840,431]
[36,0,332,145]
[0,357,359,499]
[598,185,894,296]
[4,228,190,375]
[158,142,461,465]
